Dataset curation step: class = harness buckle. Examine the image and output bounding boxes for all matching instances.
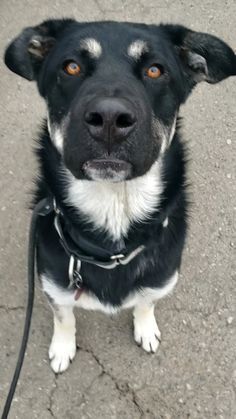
[110,245,145,267]
[110,253,125,266]
[53,198,60,215]
[68,255,83,289]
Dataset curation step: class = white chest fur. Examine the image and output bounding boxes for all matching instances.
[65,160,163,240]
[41,270,178,315]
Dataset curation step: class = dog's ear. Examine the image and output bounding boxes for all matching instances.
[4,19,75,81]
[163,24,236,84]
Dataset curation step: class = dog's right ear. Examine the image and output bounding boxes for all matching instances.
[4,19,75,81]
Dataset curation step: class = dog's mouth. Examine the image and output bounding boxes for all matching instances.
[82,158,132,182]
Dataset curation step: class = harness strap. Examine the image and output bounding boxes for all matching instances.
[55,212,144,267]
[52,202,145,288]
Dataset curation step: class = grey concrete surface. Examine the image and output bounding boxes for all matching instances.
[0,1,235,418]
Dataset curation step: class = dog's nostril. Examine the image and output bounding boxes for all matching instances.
[116,113,135,128]
[85,112,103,127]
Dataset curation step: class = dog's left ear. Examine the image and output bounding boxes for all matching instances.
[163,24,236,84]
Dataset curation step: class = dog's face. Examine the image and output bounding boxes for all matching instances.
[39,23,185,181]
[5,20,236,181]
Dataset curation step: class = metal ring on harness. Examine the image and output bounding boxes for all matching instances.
[68,255,82,289]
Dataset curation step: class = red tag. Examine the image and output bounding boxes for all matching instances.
[74,288,84,301]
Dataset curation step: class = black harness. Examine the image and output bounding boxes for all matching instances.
[44,197,145,291]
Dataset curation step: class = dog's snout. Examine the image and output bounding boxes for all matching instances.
[84,98,136,145]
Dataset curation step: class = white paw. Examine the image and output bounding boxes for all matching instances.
[133,312,161,353]
[49,335,76,373]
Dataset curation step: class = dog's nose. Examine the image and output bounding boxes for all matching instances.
[84,98,136,146]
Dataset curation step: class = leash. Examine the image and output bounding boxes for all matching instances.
[1,197,145,419]
[1,195,145,418]
[1,197,53,419]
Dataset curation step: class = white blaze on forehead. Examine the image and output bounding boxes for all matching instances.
[80,38,102,58]
[127,40,148,60]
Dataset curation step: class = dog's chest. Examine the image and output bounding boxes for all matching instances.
[65,161,163,240]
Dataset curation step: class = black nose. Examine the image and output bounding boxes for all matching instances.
[84,98,136,147]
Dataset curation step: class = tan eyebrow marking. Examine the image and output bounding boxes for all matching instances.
[80,38,102,58]
[127,40,148,60]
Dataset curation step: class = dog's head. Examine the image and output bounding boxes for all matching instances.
[5,19,236,181]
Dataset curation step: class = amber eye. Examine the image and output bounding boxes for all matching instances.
[64,61,81,76]
[146,64,162,79]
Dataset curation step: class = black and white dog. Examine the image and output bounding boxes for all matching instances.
[5,19,235,373]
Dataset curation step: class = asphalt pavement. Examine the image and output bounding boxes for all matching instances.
[0,1,235,418]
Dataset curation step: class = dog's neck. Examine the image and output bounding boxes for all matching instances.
[63,159,164,241]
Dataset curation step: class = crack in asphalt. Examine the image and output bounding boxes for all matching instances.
[94,0,105,14]
[78,344,144,418]
[47,374,58,419]
[46,352,103,418]
[0,305,25,311]
[44,343,145,417]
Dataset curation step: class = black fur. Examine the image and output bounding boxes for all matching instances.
[34,122,188,305]
[4,20,236,308]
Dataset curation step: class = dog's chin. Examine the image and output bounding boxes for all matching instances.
[82,159,132,182]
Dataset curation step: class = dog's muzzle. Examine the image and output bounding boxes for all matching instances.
[82,158,132,181]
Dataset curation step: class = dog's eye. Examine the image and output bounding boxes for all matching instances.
[146,64,162,79]
[63,61,81,76]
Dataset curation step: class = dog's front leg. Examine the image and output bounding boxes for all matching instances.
[133,303,161,353]
[48,304,77,373]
